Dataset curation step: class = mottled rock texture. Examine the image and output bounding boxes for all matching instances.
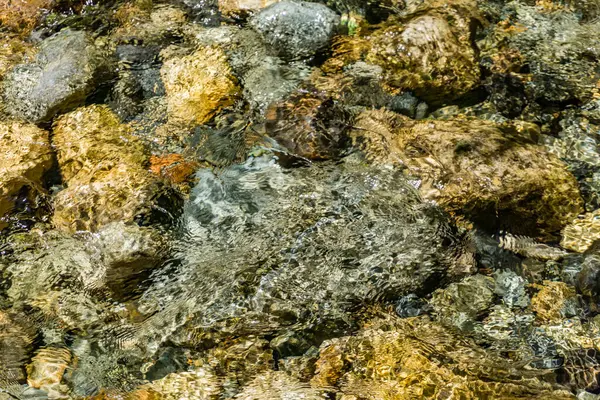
[52,105,180,232]
[0,121,53,231]
[160,46,239,126]
[324,0,481,104]
[250,0,340,60]
[2,29,109,124]
[350,109,583,239]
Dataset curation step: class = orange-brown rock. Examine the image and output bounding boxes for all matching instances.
[0,0,52,36]
[349,109,583,239]
[26,347,71,395]
[149,154,199,185]
[265,88,350,160]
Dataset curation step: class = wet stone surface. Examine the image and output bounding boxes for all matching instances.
[4,0,600,398]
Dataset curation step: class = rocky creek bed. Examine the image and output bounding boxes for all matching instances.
[3,0,600,398]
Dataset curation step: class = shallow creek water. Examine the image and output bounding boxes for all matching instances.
[2,0,600,399]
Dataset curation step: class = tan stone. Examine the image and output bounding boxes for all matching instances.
[52,162,173,232]
[350,109,583,239]
[52,105,179,232]
[26,347,71,395]
[311,316,575,399]
[219,0,278,15]
[53,104,148,182]
[561,209,600,253]
[531,281,579,323]
[160,46,239,127]
[0,120,53,230]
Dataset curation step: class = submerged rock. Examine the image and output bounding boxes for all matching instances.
[0,311,37,385]
[430,274,496,331]
[26,347,71,397]
[479,3,600,105]
[122,155,471,361]
[531,281,580,323]
[250,0,340,60]
[562,210,600,253]
[350,109,583,239]
[237,371,327,399]
[51,105,181,232]
[228,28,312,113]
[112,3,188,45]
[2,29,109,124]
[0,121,53,231]
[265,86,351,159]
[160,46,239,126]
[325,0,481,104]
[6,223,168,330]
[311,316,575,399]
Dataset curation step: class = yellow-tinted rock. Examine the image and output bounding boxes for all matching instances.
[324,0,481,104]
[531,281,579,323]
[0,0,52,36]
[26,347,71,396]
[311,316,575,399]
[0,311,37,384]
[160,46,239,126]
[53,104,147,182]
[52,105,180,232]
[561,210,600,253]
[52,162,174,232]
[142,367,220,399]
[0,120,53,230]
[237,371,327,400]
[113,3,187,45]
[350,109,583,239]
[219,0,278,15]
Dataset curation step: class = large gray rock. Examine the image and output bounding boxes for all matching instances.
[2,29,108,124]
[250,0,339,60]
[128,154,472,356]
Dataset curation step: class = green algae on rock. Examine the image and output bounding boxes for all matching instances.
[52,105,181,232]
[2,29,111,124]
[0,120,53,231]
[350,109,583,239]
[160,45,239,127]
